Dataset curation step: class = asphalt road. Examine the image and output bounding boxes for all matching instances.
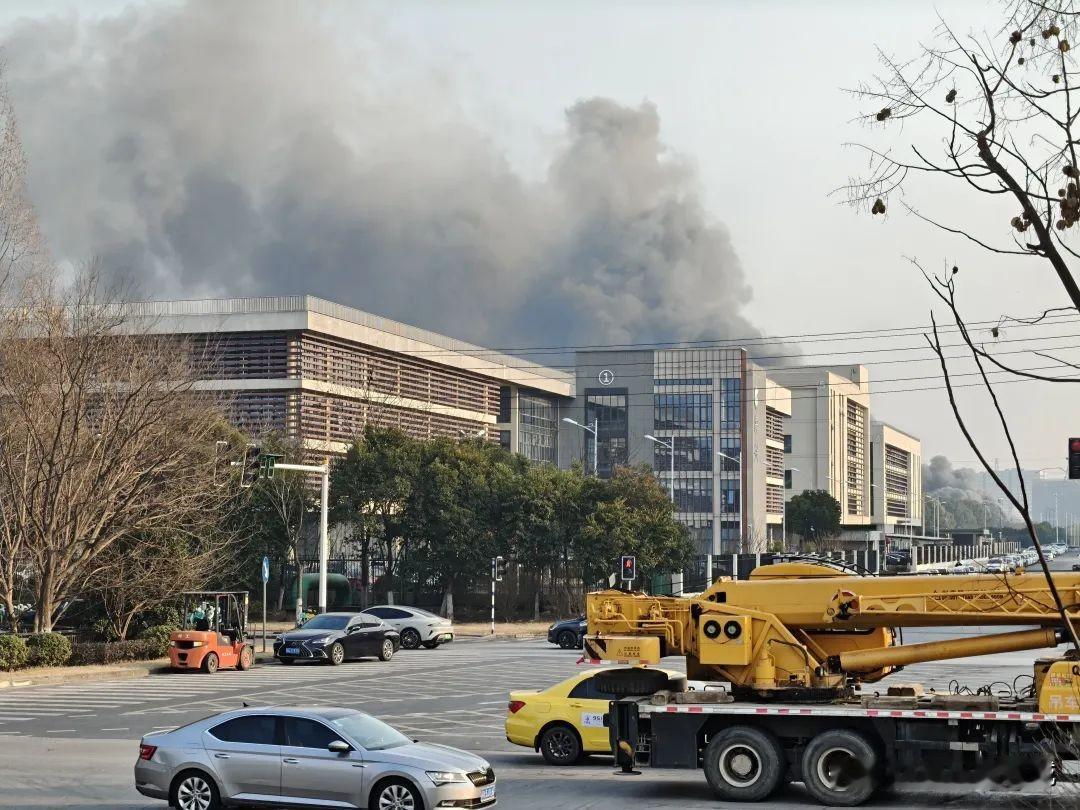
[2,551,1079,809]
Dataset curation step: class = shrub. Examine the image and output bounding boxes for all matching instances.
[140,624,175,659]
[26,632,72,667]
[90,617,119,642]
[0,634,28,671]
[68,639,157,666]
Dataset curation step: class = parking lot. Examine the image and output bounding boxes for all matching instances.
[0,631,1073,809]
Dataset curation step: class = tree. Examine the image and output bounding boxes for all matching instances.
[846,0,1080,648]
[0,274,239,631]
[786,490,842,549]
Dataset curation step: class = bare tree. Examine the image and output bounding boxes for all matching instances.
[0,273,238,631]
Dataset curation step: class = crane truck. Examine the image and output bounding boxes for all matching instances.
[583,559,1080,806]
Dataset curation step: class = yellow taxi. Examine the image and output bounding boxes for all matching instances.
[505,667,682,765]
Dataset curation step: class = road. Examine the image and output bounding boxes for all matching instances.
[1,552,1078,809]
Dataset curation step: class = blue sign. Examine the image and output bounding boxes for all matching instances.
[261,556,270,584]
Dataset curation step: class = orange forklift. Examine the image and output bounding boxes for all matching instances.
[168,591,254,673]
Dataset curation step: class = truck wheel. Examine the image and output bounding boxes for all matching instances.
[237,646,253,671]
[539,724,582,765]
[801,729,879,807]
[202,652,219,674]
[592,667,669,697]
[703,726,784,802]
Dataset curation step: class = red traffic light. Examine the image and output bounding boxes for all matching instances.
[1071,438,1080,452]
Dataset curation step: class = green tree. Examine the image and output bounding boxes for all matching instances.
[786,490,842,549]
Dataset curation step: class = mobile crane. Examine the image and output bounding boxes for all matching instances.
[584,560,1080,805]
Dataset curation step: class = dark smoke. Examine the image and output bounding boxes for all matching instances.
[2,1,759,349]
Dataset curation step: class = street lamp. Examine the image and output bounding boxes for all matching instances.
[783,468,800,550]
[717,450,746,552]
[563,417,598,476]
[644,434,676,504]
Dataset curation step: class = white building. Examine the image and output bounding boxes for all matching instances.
[870,421,923,535]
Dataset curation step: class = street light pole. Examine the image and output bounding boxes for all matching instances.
[783,467,800,551]
[563,417,599,476]
[644,435,676,504]
[276,462,330,615]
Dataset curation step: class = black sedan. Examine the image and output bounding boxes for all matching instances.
[274,612,400,665]
[547,616,587,649]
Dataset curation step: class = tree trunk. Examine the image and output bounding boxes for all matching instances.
[2,591,15,632]
[440,580,454,621]
[35,567,55,632]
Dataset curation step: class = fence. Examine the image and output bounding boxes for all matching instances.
[664,550,882,595]
[912,541,1019,569]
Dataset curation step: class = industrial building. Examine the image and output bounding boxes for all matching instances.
[869,421,923,536]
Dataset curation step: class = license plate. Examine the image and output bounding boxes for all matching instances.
[285,647,300,655]
[481,786,495,801]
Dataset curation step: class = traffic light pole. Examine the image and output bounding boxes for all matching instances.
[490,558,495,636]
[276,462,330,614]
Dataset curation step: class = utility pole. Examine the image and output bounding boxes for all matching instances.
[563,417,599,476]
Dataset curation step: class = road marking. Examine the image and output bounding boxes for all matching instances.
[44,729,75,733]
[101,727,128,731]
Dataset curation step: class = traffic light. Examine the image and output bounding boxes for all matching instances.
[494,556,507,582]
[240,445,261,488]
[1070,438,1080,480]
[260,453,283,480]
[621,555,637,582]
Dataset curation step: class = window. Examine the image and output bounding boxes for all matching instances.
[655,377,711,387]
[498,386,512,423]
[300,615,350,630]
[569,677,618,701]
[674,478,712,513]
[653,436,713,472]
[783,434,792,453]
[785,470,793,490]
[210,715,279,745]
[717,439,740,472]
[327,712,411,751]
[365,607,409,620]
[519,394,559,464]
[284,717,345,749]
[653,393,712,431]
[720,481,740,514]
[585,388,629,478]
[720,378,741,430]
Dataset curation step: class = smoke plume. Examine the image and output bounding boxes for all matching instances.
[1,1,759,349]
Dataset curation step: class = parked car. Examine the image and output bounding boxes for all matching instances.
[274,612,399,665]
[135,706,496,810]
[547,616,587,649]
[506,668,684,764]
[361,605,454,650]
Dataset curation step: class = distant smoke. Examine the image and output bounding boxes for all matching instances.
[923,455,985,501]
[1,1,760,350]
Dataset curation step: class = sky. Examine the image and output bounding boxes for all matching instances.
[0,0,1076,473]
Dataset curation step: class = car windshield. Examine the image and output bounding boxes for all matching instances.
[329,712,411,750]
[298,615,350,631]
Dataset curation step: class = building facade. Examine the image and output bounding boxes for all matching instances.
[869,421,923,535]
[126,296,573,459]
[560,348,791,554]
[772,365,873,527]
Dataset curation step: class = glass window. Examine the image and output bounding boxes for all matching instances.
[652,393,712,431]
[328,712,411,751]
[655,377,711,387]
[785,470,793,490]
[363,608,391,619]
[301,615,350,630]
[569,677,618,701]
[499,430,511,451]
[498,386,512,423]
[717,439,741,472]
[720,481,740,514]
[285,717,345,749]
[210,715,279,745]
[674,478,712,513]
[519,394,558,464]
[653,436,713,472]
[585,388,628,478]
[783,434,792,453]
[720,378,741,430]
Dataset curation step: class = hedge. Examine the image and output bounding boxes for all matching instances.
[0,634,28,671]
[139,624,175,659]
[26,632,72,667]
[68,639,160,666]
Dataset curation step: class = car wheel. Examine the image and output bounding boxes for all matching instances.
[202,652,219,674]
[702,725,785,802]
[421,640,439,649]
[557,630,577,649]
[539,724,582,765]
[170,769,221,810]
[400,628,421,649]
[236,646,253,671]
[801,728,879,807]
[379,639,395,661]
[370,778,423,810]
[328,642,345,666]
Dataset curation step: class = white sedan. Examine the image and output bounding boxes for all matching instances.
[362,605,455,649]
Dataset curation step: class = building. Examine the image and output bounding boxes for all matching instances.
[869,421,923,536]
[772,365,872,527]
[125,295,573,459]
[559,348,792,554]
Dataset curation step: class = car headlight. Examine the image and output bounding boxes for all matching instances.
[189,641,204,648]
[308,635,332,644]
[426,770,468,785]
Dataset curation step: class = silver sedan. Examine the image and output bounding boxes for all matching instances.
[135,706,496,809]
